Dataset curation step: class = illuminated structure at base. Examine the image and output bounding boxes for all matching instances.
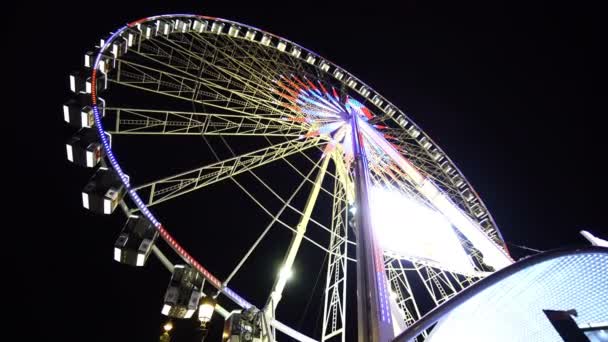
[394,246,608,342]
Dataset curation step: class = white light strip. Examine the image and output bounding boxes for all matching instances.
[579,321,608,329]
[104,199,111,214]
[270,320,318,342]
[99,60,107,73]
[63,105,70,122]
[82,192,89,209]
[580,230,608,247]
[360,122,424,184]
[81,111,89,128]
[66,144,73,162]
[161,304,171,316]
[86,151,94,168]
[185,309,195,319]
[360,121,512,270]
[136,253,145,267]
[370,185,477,275]
[419,180,512,269]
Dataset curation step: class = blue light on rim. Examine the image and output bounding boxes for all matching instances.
[89,14,252,310]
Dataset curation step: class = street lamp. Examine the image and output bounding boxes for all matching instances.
[198,296,217,326]
[160,320,173,342]
[198,296,216,342]
[163,320,173,332]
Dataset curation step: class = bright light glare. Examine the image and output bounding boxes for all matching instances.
[185,309,195,319]
[198,296,216,323]
[390,289,398,300]
[369,186,475,275]
[161,304,171,316]
[279,266,293,281]
[163,321,173,332]
[425,252,608,342]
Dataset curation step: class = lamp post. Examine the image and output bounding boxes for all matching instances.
[350,112,394,342]
[198,296,217,342]
[160,320,173,342]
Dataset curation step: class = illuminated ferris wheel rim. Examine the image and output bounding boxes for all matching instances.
[87,13,511,319]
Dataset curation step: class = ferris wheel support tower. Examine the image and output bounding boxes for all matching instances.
[351,113,395,342]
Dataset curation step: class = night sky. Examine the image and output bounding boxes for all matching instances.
[13,1,603,341]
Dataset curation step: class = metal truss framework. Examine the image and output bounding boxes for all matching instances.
[106,108,307,136]
[83,16,511,342]
[321,170,349,342]
[107,29,506,262]
[132,137,323,209]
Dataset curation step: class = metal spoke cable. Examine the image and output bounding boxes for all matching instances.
[141,35,288,112]
[229,176,355,262]
[116,55,281,117]
[110,59,288,123]
[221,149,326,287]
[264,136,341,193]
[157,35,280,105]
[107,107,304,136]
[228,150,338,235]
[199,136,355,262]
[296,249,329,331]
[506,242,544,253]
[218,135,352,246]
[261,137,356,246]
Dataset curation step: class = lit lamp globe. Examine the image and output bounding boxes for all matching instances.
[198,296,217,325]
[163,320,173,332]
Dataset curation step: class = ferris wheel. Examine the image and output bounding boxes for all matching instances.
[63,14,514,342]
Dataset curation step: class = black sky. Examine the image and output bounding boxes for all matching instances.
[12,1,604,341]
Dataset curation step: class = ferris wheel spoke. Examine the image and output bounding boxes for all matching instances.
[207,133,354,248]
[321,174,349,342]
[367,168,432,212]
[222,148,329,289]
[394,142,451,179]
[155,33,281,100]
[203,132,353,252]
[189,32,316,93]
[367,160,435,211]
[107,71,295,131]
[252,146,354,244]
[227,149,349,244]
[385,258,424,336]
[112,58,286,119]
[260,136,342,200]
[412,263,471,307]
[131,40,282,112]
[135,37,201,75]
[361,124,511,272]
[131,137,323,209]
[105,107,306,136]
[229,176,356,262]
[136,32,309,116]
[266,151,332,316]
[371,158,465,211]
[190,32,292,83]
[213,129,343,219]
[386,132,500,239]
[382,132,462,185]
[277,152,340,200]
